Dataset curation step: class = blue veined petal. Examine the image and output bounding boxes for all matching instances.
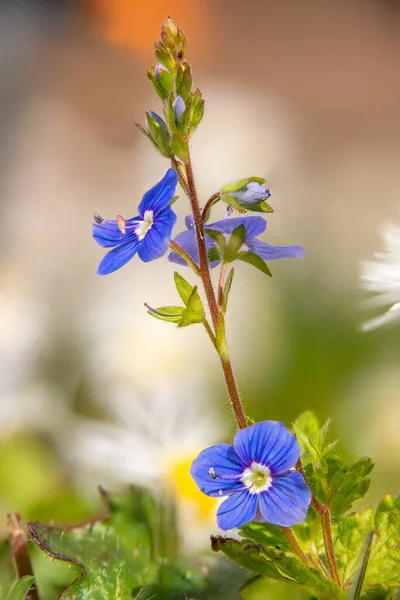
[137,208,177,262]
[217,490,258,530]
[96,237,140,275]
[168,228,220,268]
[206,215,267,238]
[233,421,300,475]
[92,216,140,248]
[259,471,312,527]
[246,238,305,260]
[138,169,178,217]
[185,215,195,230]
[190,443,244,498]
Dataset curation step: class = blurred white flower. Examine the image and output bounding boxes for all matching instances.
[68,378,227,549]
[360,222,400,330]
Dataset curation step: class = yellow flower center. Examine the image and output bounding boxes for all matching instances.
[241,461,272,494]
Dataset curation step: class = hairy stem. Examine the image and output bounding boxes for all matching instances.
[296,459,341,587]
[182,150,247,429]
[7,513,39,600]
[311,497,341,587]
[201,192,221,223]
[169,239,201,274]
[281,527,313,568]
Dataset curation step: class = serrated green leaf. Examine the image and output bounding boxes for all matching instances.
[329,458,374,517]
[211,535,345,599]
[362,495,400,593]
[6,576,35,600]
[147,305,185,323]
[333,508,375,589]
[222,267,234,312]
[174,271,194,306]
[225,225,246,262]
[28,488,209,599]
[236,251,272,276]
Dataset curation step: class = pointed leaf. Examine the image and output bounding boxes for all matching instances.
[225,225,246,262]
[245,201,274,213]
[147,305,185,323]
[178,286,205,327]
[222,267,234,312]
[174,271,194,306]
[207,247,221,263]
[204,228,227,257]
[171,133,189,163]
[221,177,265,193]
[236,251,272,276]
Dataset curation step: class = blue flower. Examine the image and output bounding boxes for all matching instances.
[229,181,271,207]
[190,420,312,530]
[168,215,305,268]
[92,169,178,275]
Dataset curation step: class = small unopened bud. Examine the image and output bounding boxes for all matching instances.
[154,63,169,79]
[146,110,170,138]
[230,182,271,207]
[173,95,186,123]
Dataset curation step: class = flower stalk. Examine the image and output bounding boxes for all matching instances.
[174,151,248,430]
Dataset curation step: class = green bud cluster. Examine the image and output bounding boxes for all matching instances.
[137,17,205,161]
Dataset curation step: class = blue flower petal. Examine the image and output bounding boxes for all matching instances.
[259,471,312,527]
[168,227,220,268]
[97,237,140,275]
[190,443,244,498]
[92,217,139,248]
[217,490,258,530]
[207,216,267,238]
[138,207,177,262]
[138,169,178,217]
[233,421,300,475]
[246,238,305,260]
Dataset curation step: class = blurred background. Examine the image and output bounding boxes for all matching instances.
[1,0,400,597]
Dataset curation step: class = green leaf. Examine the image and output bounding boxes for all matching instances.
[240,522,291,551]
[175,63,192,102]
[178,286,205,327]
[362,495,400,593]
[215,315,228,361]
[329,457,374,517]
[174,271,194,306]
[222,267,235,312]
[28,487,209,599]
[221,176,265,194]
[187,88,204,135]
[293,412,373,514]
[6,576,35,600]
[145,112,172,158]
[207,246,221,263]
[245,200,274,213]
[146,305,185,323]
[225,225,246,262]
[211,535,345,599]
[333,508,375,589]
[171,132,189,163]
[221,193,247,214]
[204,228,227,257]
[236,251,272,276]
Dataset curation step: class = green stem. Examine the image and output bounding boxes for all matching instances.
[182,150,247,430]
[7,513,40,600]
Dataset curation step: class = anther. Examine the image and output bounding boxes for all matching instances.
[209,467,217,480]
[93,212,103,224]
[116,214,126,234]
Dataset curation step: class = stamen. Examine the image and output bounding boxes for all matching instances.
[116,214,126,234]
[93,212,103,224]
[209,467,217,479]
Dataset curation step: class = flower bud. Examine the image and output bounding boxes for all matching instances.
[230,181,271,207]
[173,95,186,123]
[144,111,172,157]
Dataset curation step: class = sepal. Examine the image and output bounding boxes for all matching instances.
[147,64,174,100]
[144,112,172,157]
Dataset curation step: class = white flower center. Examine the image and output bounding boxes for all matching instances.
[241,461,272,494]
[135,210,154,241]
